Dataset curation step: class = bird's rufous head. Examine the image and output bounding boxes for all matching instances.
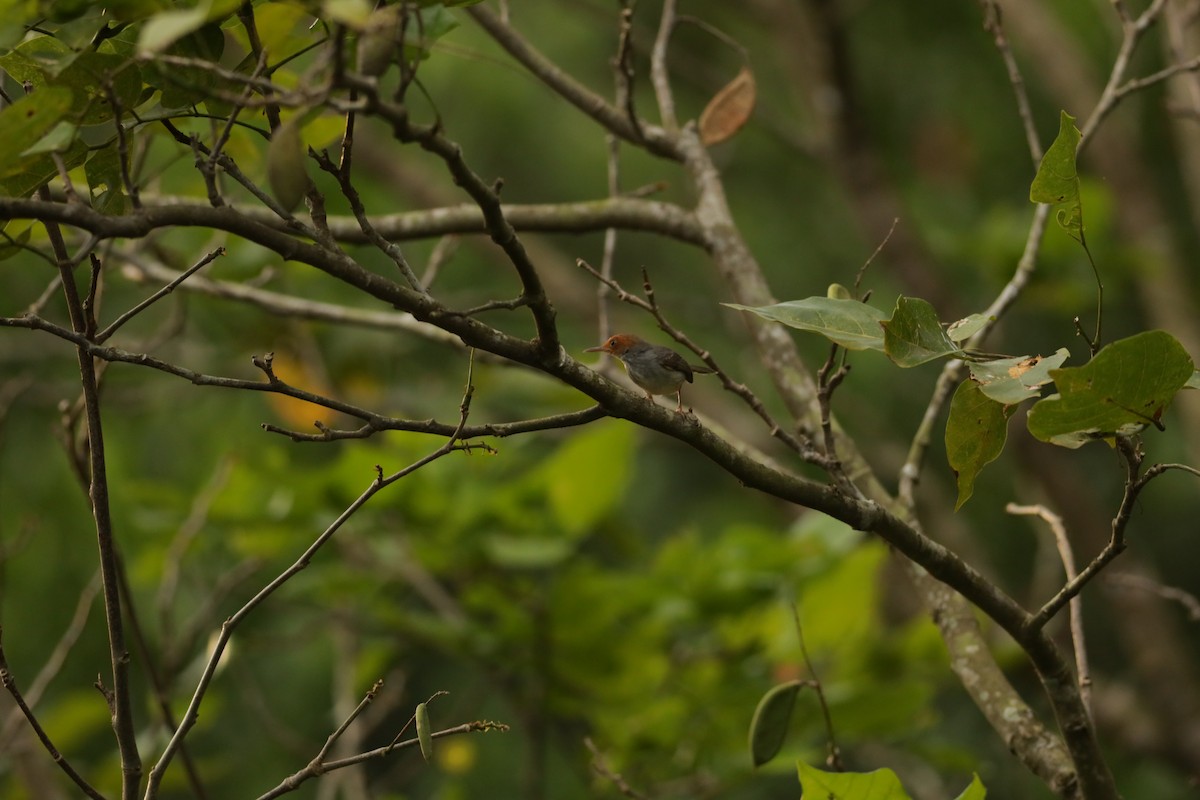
[585,334,643,357]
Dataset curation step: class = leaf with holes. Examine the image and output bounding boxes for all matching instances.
[1030,110,1083,242]
[968,348,1069,405]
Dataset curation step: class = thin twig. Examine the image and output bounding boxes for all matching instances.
[576,258,828,466]
[584,737,648,799]
[0,629,108,800]
[789,601,842,770]
[144,360,489,795]
[1008,503,1092,717]
[37,182,143,799]
[1107,572,1200,621]
[96,247,225,344]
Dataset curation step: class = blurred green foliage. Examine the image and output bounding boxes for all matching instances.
[2,1,1199,799]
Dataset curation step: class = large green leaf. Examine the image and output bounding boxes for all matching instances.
[946,380,1016,510]
[723,297,887,351]
[882,296,962,367]
[796,763,910,799]
[1027,331,1194,448]
[1030,110,1083,241]
[968,348,1069,405]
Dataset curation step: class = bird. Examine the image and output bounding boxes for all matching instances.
[586,333,715,413]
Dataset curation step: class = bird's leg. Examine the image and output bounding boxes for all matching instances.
[675,390,685,413]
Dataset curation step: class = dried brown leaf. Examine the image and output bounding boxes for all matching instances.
[699,66,756,146]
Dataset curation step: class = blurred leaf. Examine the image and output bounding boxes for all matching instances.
[1028,331,1193,448]
[724,298,887,351]
[538,421,633,535]
[968,348,1069,405]
[953,774,988,800]
[0,139,88,198]
[0,34,76,81]
[700,66,756,146]
[53,52,144,123]
[20,120,77,156]
[102,0,169,23]
[482,534,574,569]
[146,24,227,108]
[85,144,129,215]
[1186,370,1200,390]
[749,679,803,767]
[138,2,211,54]
[1030,110,1083,242]
[357,4,403,75]
[322,0,372,28]
[797,763,911,799]
[0,224,32,261]
[403,5,459,61]
[0,87,74,183]
[946,380,1015,509]
[267,117,312,212]
[882,296,961,367]
[246,2,314,61]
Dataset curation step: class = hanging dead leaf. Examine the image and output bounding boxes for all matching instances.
[699,66,756,146]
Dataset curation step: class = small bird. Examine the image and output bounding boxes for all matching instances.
[586,333,715,413]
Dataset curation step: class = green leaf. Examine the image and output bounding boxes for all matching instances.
[415,702,433,762]
[796,763,912,799]
[0,138,88,198]
[138,2,211,54]
[946,380,1016,509]
[0,35,77,82]
[20,120,77,156]
[322,0,373,28]
[0,88,74,184]
[482,535,574,570]
[54,52,143,124]
[946,313,990,343]
[1186,370,1200,391]
[1030,110,1083,242]
[748,680,803,767]
[85,145,129,215]
[881,296,962,367]
[953,774,988,800]
[1027,330,1194,448]
[0,225,32,261]
[968,348,1069,405]
[145,24,227,109]
[723,297,887,352]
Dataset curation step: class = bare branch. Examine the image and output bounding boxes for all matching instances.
[0,629,108,800]
[1008,503,1093,717]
